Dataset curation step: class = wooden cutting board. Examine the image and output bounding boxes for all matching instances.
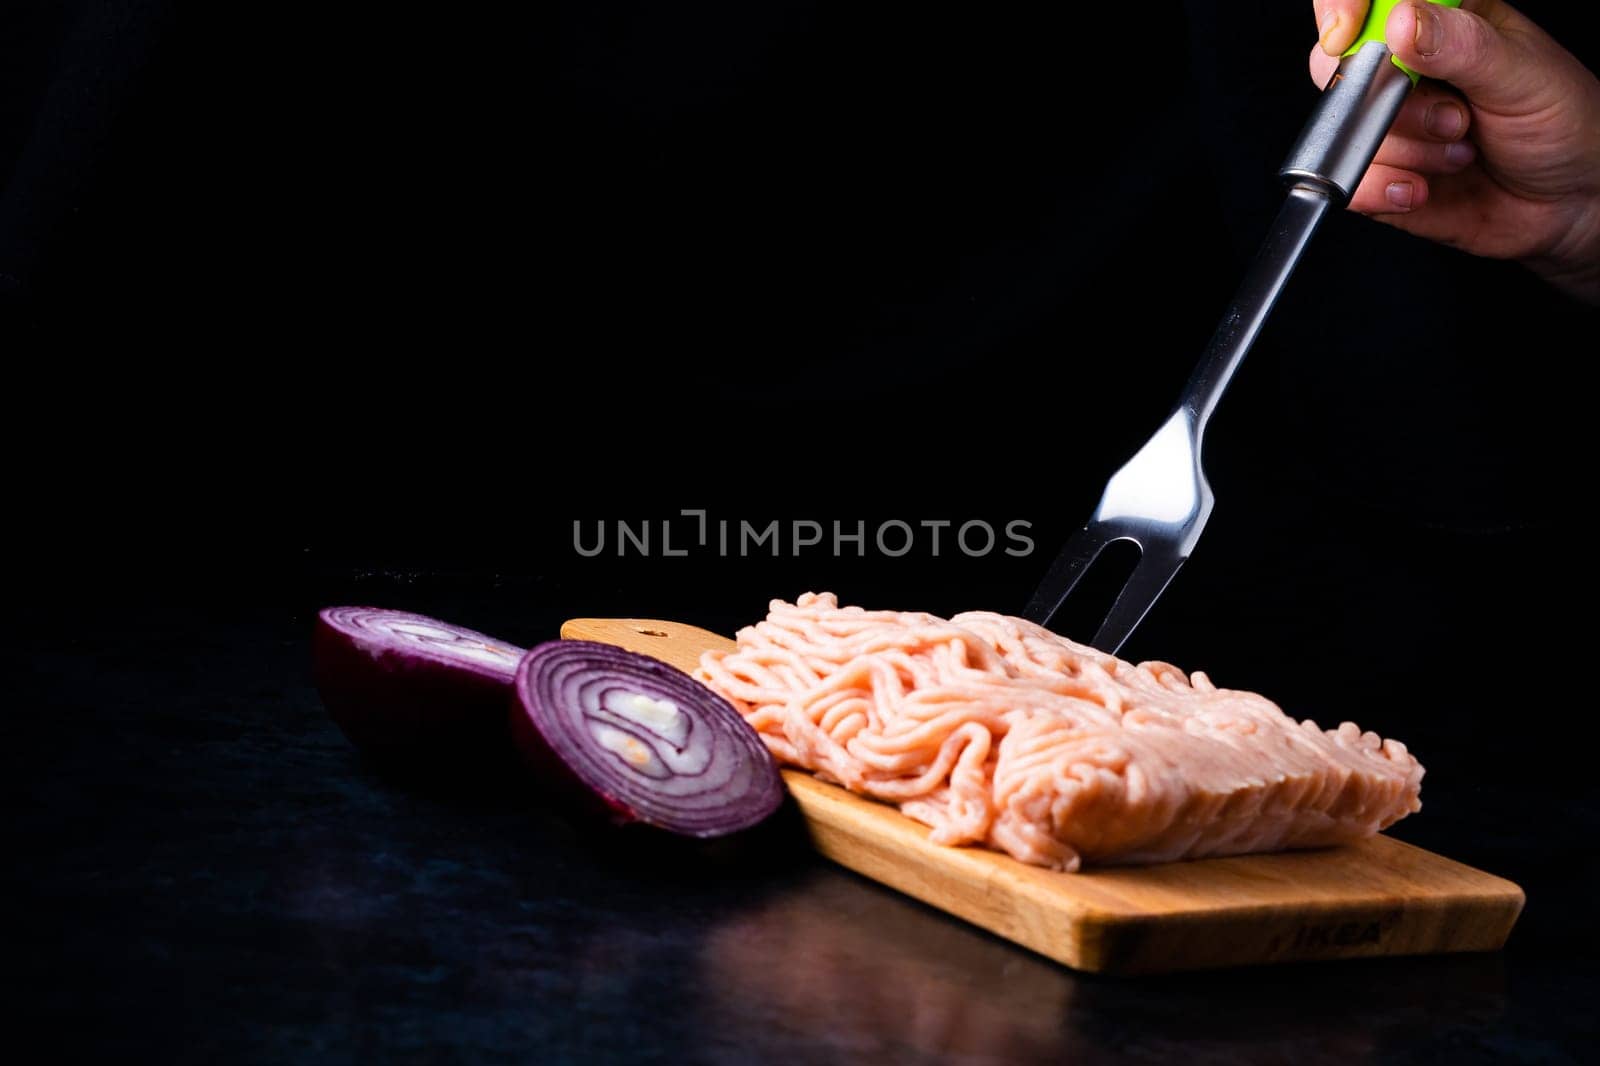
[563,617,1524,975]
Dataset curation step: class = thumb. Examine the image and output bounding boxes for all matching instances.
[1385,3,1544,113]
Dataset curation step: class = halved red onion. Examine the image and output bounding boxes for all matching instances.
[313,606,525,760]
[511,640,783,837]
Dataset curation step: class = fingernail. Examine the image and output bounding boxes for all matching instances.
[1414,5,1444,57]
[1424,102,1465,139]
[1319,11,1343,52]
[1445,141,1474,167]
[1386,182,1415,210]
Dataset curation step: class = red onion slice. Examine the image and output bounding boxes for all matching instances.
[314,606,525,760]
[512,640,783,837]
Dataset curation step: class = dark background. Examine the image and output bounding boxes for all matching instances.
[4,1,1598,1062]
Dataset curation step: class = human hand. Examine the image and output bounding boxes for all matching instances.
[1309,1,1600,301]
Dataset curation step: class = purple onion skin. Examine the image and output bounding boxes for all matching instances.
[312,609,519,768]
[508,682,638,826]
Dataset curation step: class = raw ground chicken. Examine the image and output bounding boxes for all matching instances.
[695,593,1423,871]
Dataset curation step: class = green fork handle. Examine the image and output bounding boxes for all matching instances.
[1345,0,1464,83]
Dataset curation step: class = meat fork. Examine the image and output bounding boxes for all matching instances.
[1025,0,1460,653]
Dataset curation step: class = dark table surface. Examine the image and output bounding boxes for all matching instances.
[6,574,1597,1066]
[8,0,1600,1059]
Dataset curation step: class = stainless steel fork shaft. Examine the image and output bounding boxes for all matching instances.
[1185,42,1414,444]
[1182,186,1331,443]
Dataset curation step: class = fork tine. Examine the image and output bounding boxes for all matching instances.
[1090,550,1189,655]
[1022,526,1115,628]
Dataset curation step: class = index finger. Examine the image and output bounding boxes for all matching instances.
[1314,0,1372,55]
